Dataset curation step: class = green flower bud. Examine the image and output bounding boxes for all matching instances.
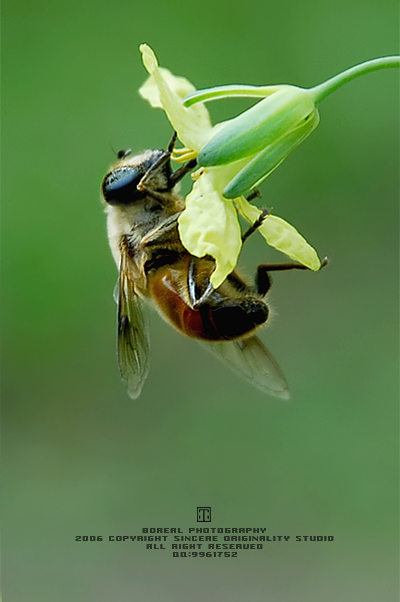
[223,109,320,198]
[198,86,318,167]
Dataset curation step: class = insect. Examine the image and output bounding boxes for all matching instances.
[101,134,322,399]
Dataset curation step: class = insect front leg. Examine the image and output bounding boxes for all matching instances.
[167,130,197,186]
[138,153,196,198]
[138,134,196,196]
[137,151,172,195]
[167,131,178,153]
[139,213,183,247]
[168,158,197,187]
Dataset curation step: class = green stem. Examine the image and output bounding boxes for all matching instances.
[310,56,400,104]
[184,56,400,107]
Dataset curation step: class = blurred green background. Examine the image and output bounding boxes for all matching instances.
[2,0,398,600]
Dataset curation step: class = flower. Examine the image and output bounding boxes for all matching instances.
[139,44,321,287]
[184,55,400,199]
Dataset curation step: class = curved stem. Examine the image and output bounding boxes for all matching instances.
[310,56,400,104]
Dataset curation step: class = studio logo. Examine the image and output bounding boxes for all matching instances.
[197,507,211,522]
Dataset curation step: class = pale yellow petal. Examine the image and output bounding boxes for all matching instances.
[139,44,212,151]
[139,68,172,109]
[236,197,321,270]
[260,215,321,270]
[178,172,242,288]
[235,195,262,222]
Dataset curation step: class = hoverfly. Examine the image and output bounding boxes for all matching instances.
[101,134,322,399]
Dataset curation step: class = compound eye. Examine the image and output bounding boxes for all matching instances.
[102,166,143,205]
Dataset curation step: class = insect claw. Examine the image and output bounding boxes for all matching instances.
[320,257,329,269]
[192,281,214,309]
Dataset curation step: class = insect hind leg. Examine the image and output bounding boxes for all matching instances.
[256,258,329,295]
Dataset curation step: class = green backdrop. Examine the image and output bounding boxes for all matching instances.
[2,0,398,600]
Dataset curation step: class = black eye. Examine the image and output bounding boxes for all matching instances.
[102,166,143,205]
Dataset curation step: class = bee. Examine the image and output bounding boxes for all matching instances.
[101,134,322,399]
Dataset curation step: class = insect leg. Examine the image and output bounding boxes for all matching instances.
[167,131,178,153]
[168,158,197,187]
[187,258,214,309]
[137,151,171,192]
[162,130,198,187]
[245,188,261,202]
[138,138,196,192]
[139,213,183,247]
[241,208,270,244]
[256,258,328,295]
[167,130,197,184]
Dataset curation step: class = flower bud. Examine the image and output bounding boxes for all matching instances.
[198,86,318,167]
[223,108,320,198]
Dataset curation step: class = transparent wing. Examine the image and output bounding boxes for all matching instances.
[116,248,150,399]
[200,336,289,399]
